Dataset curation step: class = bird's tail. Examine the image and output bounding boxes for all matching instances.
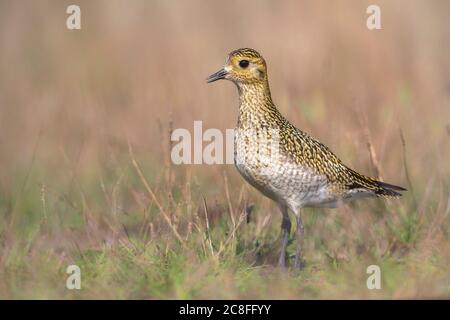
[348,169,407,198]
[371,180,407,197]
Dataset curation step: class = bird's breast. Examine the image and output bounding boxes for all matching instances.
[233,126,332,208]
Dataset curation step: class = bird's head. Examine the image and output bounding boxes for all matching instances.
[207,48,268,85]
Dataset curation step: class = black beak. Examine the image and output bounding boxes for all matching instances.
[206,68,228,83]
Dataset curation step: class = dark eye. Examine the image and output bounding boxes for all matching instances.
[239,60,249,68]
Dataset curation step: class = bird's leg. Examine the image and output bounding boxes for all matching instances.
[278,204,291,269]
[294,213,304,269]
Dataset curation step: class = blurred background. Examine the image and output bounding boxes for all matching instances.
[0,0,449,299]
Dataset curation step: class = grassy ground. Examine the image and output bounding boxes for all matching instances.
[1,160,449,299]
[0,0,449,299]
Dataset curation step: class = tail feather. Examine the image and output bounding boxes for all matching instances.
[372,180,407,197]
[375,180,407,192]
[347,170,407,198]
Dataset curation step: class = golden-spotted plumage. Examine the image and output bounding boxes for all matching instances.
[207,48,405,268]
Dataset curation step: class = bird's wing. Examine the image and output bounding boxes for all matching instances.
[279,120,406,197]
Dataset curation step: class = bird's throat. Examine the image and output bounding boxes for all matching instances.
[237,81,275,115]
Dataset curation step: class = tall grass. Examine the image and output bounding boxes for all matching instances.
[0,0,449,298]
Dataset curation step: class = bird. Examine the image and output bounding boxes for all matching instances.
[207,48,406,269]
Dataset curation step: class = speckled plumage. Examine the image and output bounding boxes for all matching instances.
[207,48,405,268]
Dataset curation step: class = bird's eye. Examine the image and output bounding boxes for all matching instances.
[239,60,250,68]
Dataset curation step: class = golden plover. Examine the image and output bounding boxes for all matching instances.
[207,48,405,269]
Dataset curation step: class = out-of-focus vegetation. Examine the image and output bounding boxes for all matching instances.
[0,0,449,298]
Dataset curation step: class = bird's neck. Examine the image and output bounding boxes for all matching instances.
[237,81,277,116]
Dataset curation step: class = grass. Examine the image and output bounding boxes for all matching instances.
[0,0,449,299]
[0,156,448,299]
